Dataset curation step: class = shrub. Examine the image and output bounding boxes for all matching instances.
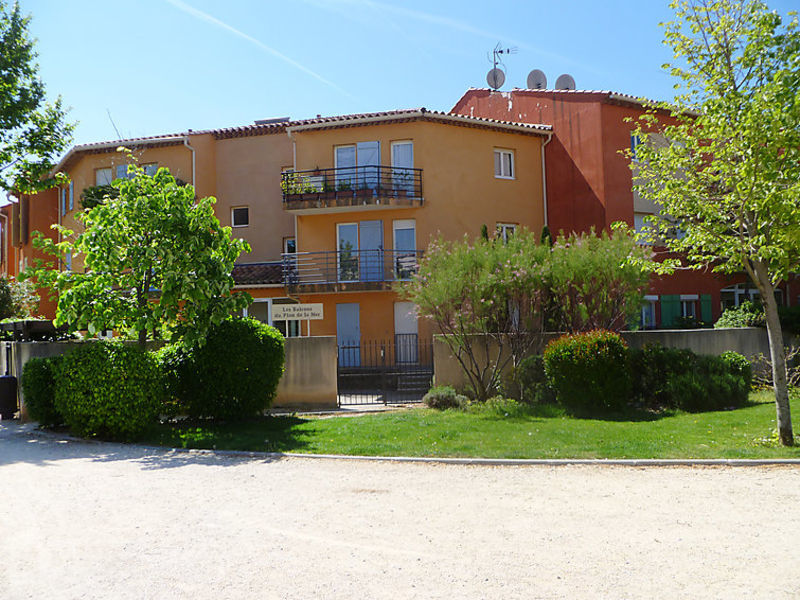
[178,317,285,420]
[54,341,162,440]
[719,351,752,390]
[423,385,467,410]
[543,330,631,411]
[630,346,751,411]
[660,354,749,412]
[21,355,63,427]
[715,300,764,329]
[155,343,192,417]
[514,355,556,404]
[629,345,695,409]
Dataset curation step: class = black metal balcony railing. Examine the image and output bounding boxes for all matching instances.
[281,165,423,205]
[282,249,422,288]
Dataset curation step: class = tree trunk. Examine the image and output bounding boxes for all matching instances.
[138,328,147,351]
[753,263,794,446]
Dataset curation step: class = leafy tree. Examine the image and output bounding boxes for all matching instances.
[403,230,551,401]
[402,228,649,401]
[631,0,800,445]
[548,228,650,332]
[0,1,73,192]
[26,160,251,348]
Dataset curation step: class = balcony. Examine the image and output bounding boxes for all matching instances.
[282,249,422,292]
[281,166,423,213]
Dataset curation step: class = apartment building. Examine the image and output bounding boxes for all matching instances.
[451,88,794,327]
[278,108,550,364]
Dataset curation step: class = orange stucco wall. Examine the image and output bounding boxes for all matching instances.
[215,132,295,262]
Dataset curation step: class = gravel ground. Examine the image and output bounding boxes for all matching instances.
[1,421,800,600]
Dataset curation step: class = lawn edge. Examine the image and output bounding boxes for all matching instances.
[13,422,800,467]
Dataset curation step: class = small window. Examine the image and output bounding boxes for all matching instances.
[631,134,642,161]
[116,164,129,180]
[64,252,72,271]
[680,295,698,319]
[231,206,249,228]
[494,149,514,179]
[283,237,296,254]
[95,168,112,186]
[496,223,517,243]
[143,163,158,176]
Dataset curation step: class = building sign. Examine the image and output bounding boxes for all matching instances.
[271,303,324,321]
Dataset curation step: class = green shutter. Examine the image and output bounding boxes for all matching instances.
[700,294,712,323]
[660,294,680,328]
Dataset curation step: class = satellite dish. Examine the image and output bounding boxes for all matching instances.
[555,73,576,90]
[527,69,547,89]
[487,68,505,90]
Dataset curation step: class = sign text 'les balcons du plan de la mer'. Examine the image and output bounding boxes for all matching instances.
[271,303,324,321]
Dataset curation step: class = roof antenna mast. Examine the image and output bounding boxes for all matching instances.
[486,42,517,90]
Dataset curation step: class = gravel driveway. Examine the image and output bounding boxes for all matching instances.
[1,421,799,599]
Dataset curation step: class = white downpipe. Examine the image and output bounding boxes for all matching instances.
[541,132,552,228]
[183,135,196,185]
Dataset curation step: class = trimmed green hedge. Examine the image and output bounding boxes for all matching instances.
[161,317,285,421]
[543,330,631,411]
[54,341,162,440]
[21,355,63,427]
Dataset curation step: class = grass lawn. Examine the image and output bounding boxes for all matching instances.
[142,391,800,459]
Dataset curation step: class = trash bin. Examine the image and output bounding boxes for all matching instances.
[0,375,18,420]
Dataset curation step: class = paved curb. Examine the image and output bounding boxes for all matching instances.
[8,422,800,468]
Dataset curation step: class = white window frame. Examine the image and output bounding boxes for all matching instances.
[95,168,112,186]
[497,223,517,243]
[641,295,658,329]
[231,206,249,228]
[494,148,515,179]
[680,295,698,319]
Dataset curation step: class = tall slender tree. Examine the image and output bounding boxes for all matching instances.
[632,0,800,445]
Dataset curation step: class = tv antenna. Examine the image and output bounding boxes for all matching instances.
[486,42,517,90]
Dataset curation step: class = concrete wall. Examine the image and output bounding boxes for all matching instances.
[273,336,338,409]
[3,336,338,421]
[433,328,772,391]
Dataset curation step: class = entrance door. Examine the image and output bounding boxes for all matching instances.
[356,141,380,192]
[337,303,361,367]
[394,302,418,364]
[359,220,383,282]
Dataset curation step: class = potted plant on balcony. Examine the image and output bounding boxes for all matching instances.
[280,172,303,199]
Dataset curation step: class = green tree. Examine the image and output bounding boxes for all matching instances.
[631,0,800,444]
[403,230,551,401]
[548,228,650,333]
[26,159,251,348]
[0,1,73,192]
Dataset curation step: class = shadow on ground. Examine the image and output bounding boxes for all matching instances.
[0,418,308,470]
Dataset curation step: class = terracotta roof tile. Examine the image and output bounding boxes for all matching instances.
[232,262,283,286]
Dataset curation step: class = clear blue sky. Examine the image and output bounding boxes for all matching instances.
[22,0,799,147]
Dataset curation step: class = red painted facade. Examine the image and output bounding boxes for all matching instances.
[451,88,796,325]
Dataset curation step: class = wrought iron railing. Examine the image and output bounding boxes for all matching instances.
[282,249,422,287]
[281,165,423,204]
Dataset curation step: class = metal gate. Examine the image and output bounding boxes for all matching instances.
[337,334,433,405]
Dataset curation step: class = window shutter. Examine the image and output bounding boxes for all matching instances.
[660,294,680,328]
[700,294,712,323]
[116,165,127,180]
[69,181,74,211]
[60,188,66,216]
